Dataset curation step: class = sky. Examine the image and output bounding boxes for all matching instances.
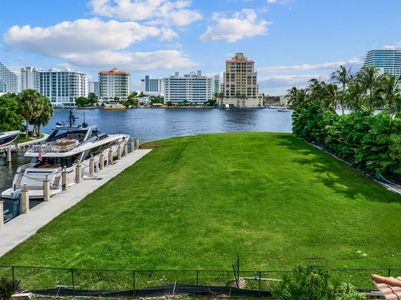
[1,0,401,95]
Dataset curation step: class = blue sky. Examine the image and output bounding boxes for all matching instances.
[1,0,401,95]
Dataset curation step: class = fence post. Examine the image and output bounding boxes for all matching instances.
[132,270,136,295]
[258,271,262,297]
[388,268,391,277]
[196,270,199,285]
[71,268,76,296]
[11,266,16,290]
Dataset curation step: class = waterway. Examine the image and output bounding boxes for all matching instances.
[0,108,292,194]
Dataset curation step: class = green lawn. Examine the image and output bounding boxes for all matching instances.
[2,132,401,273]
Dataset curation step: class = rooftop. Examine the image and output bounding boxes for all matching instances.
[99,67,130,75]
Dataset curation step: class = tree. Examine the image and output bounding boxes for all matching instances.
[87,93,98,105]
[30,96,54,137]
[17,89,44,138]
[150,95,164,104]
[377,74,401,113]
[357,66,380,108]
[287,87,309,110]
[331,65,352,114]
[345,80,365,111]
[0,93,24,132]
[75,97,90,107]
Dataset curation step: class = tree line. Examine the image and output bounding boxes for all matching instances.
[0,89,54,138]
[288,66,401,180]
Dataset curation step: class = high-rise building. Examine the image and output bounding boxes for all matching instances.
[99,68,130,101]
[39,68,88,107]
[0,62,18,93]
[164,71,213,104]
[89,81,100,96]
[221,52,261,108]
[141,75,164,96]
[21,66,40,91]
[213,74,220,95]
[364,49,401,76]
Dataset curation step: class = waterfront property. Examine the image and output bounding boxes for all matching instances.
[0,62,18,94]
[220,53,262,108]
[164,71,213,105]
[99,67,130,102]
[364,49,401,76]
[1,132,401,273]
[141,75,164,96]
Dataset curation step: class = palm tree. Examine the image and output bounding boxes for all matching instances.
[324,83,339,110]
[331,65,352,114]
[346,80,365,111]
[357,66,380,108]
[17,89,43,138]
[31,96,54,136]
[307,78,327,106]
[287,87,309,109]
[378,74,401,113]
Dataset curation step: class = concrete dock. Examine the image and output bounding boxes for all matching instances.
[0,149,152,257]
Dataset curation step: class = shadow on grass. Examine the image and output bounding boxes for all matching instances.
[275,135,401,204]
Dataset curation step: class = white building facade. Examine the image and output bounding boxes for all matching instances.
[0,62,18,93]
[89,81,100,96]
[21,66,40,91]
[141,75,164,96]
[99,68,130,101]
[39,68,88,107]
[164,71,213,104]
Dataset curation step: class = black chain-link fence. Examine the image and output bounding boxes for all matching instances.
[0,265,398,297]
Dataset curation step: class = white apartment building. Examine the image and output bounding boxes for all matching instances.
[89,81,100,96]
[0,62,18,93]
[99,68,130,101]
[21,66,40,91]
[39,68,88,107]
[164,71,213,104]
[140,75,164,96]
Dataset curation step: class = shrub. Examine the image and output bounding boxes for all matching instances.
[0,277,19,300]
[273,265,335,300]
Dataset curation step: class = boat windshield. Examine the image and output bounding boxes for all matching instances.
[32,153,81,168]
[48,129,88,143]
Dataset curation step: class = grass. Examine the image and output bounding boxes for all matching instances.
[16,133,45,143]
[1,132,401,275]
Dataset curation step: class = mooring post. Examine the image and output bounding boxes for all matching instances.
[124,141,128,157]
[99,153,104,170]
[0,201,4,230]
[89,155,95,176]
[130,139,135,152]
[62,167,68,191]
[43,175,50,202]
[20,184,30,214]
[117,144,122,160]
[108,148,113,165]
[7,146,12,164]
[75,163,81,183]
[135,138,140,149]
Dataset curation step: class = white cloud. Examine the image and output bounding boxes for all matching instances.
[4,18,196,71]
[259,58,363,73]
[267,0,288,3]
[199,9,269,43]
[64,50,196,71]
[258,58,364,95]
[91,0,202,27]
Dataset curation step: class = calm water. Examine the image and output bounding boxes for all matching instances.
[0,108,292,193]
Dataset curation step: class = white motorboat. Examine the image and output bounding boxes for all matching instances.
[0,130,20,148]
[1,111,129,200]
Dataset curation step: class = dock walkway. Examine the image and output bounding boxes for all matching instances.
[0,149,152,257]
